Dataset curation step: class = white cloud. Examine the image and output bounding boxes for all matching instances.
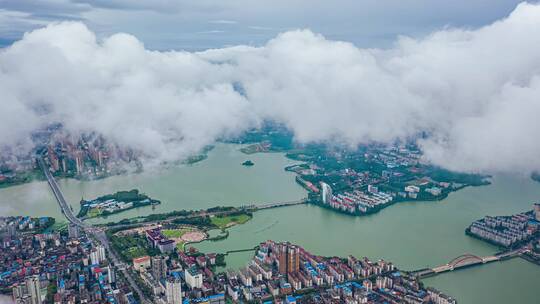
[209,20,237,25]
[0,22,256,161]
[1,2,540,174]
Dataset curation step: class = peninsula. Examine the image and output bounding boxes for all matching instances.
[77,189,160,219]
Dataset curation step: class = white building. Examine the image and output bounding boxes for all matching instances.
[97,245,106,262]
[26,275,42,304]
[534,203,540,221]
[185,268,203,289]
[404,185,420,193]
[105,266,116,284]
[90,250,100,265]
[321,182,333,204]
[165,277,182,304]
[90,245,106,265]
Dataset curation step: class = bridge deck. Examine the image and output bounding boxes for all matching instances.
[412,251,523,278]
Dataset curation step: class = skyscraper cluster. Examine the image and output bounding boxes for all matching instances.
[278,242,300,276]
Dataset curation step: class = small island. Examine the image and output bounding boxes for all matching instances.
[241,160,254,166]
[77,189,160,219]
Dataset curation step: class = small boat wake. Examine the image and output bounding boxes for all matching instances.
[254,220,279,234]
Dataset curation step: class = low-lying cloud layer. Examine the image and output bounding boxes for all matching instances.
[1,2,539,174]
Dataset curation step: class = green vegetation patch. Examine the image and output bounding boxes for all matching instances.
[51,221,68,233]
[125,247,148,260]
[110,233,158,261]
[78,189,160,218]
[162,228,191,238]
[211,214,251,229]
[87,208,102,217]
[176,241,185,251]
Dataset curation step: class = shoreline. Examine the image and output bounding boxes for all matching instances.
[0,149,212,191]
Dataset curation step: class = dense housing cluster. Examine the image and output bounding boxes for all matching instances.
[130,250,222,304]
[128,239,455,304]
[0,219,138,304]
[468,204,540,247]
[320,183,393,214]
[286,144,487,216]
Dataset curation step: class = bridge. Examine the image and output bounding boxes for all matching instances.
[410,249,524,278]
[108,198,308,230]
[248,198,307,210]
[38,157,150,304]
[39,158,87,228]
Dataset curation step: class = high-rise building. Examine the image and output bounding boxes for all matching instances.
[7,223,17,237]
[278,243,300,275]
[97,245,106,262]
[151,256,167,281]
[287,245,300,274]
[321,182,333,204]
[184,267,203,289]
[68,224,79,239]
[165,277,182,304]
[75,151,84,175]
[12,282,27,301]
[26,275,42,304]
[90,246,106,265]
[278,244,287,275]
[90,250,100,265]
[534,203,540,221]
[106,267,116,284]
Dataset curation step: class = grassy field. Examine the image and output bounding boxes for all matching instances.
[210,214,251,229]
[162,228,191,238]
[87,208,102,218]
[176,241,185,251]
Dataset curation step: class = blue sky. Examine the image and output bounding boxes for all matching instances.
[0,0,526,50]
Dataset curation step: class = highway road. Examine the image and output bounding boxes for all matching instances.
[39,158,151,304]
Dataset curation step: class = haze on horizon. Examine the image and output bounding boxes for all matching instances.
[1,1,540,175]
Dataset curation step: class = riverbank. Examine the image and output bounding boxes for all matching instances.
[193,174,540,304]
[3,144,540,303]
[0,144,306,223]
[0,170,45,190]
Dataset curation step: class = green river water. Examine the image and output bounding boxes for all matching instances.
[0,144,539,303]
